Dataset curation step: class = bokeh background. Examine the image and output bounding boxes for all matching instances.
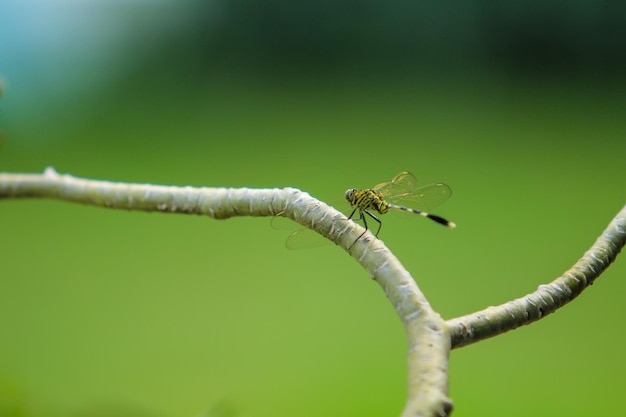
[1,1,625,416]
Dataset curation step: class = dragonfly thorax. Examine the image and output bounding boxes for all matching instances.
[345,188,389,215]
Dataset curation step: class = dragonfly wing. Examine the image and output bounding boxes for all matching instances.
[285,228,330,249]
[271,216,331,249]
[389,183,452,211]
[271,199,350,249]
[373,171,417,197]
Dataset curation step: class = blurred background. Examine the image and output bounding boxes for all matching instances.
[1,1,625,416]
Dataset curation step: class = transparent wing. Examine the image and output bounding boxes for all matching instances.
[388,183,452,211]
[373,171,417,197]
[270,198,350,249]
[270,214,297,231]
[271,215,330,249]
[373,172,452,211]
[285,228,330,249]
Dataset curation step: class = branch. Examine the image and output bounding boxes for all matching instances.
[0,167,453,417]
[446,204,626,349]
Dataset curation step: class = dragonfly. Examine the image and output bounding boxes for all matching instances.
[272,171,455,249]
[344,171,455,249]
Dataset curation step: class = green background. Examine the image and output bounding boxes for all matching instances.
[1,2,625,416]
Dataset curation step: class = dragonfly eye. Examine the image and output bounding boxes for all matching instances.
[345,188,357,204]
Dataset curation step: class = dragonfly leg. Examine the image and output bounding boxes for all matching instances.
[346,207,358,221]
[364,210,382,237]
[348,209,367,250]
[348,209,382,250]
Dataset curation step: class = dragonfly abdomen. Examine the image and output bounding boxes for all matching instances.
[387,204,456,228]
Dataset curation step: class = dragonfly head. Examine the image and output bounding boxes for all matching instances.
[345,188,358,206]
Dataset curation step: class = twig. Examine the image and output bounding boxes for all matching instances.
[0,167,454,417]
[446,204,626,348]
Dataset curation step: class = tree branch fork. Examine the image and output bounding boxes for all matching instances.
[1,167,624,417]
